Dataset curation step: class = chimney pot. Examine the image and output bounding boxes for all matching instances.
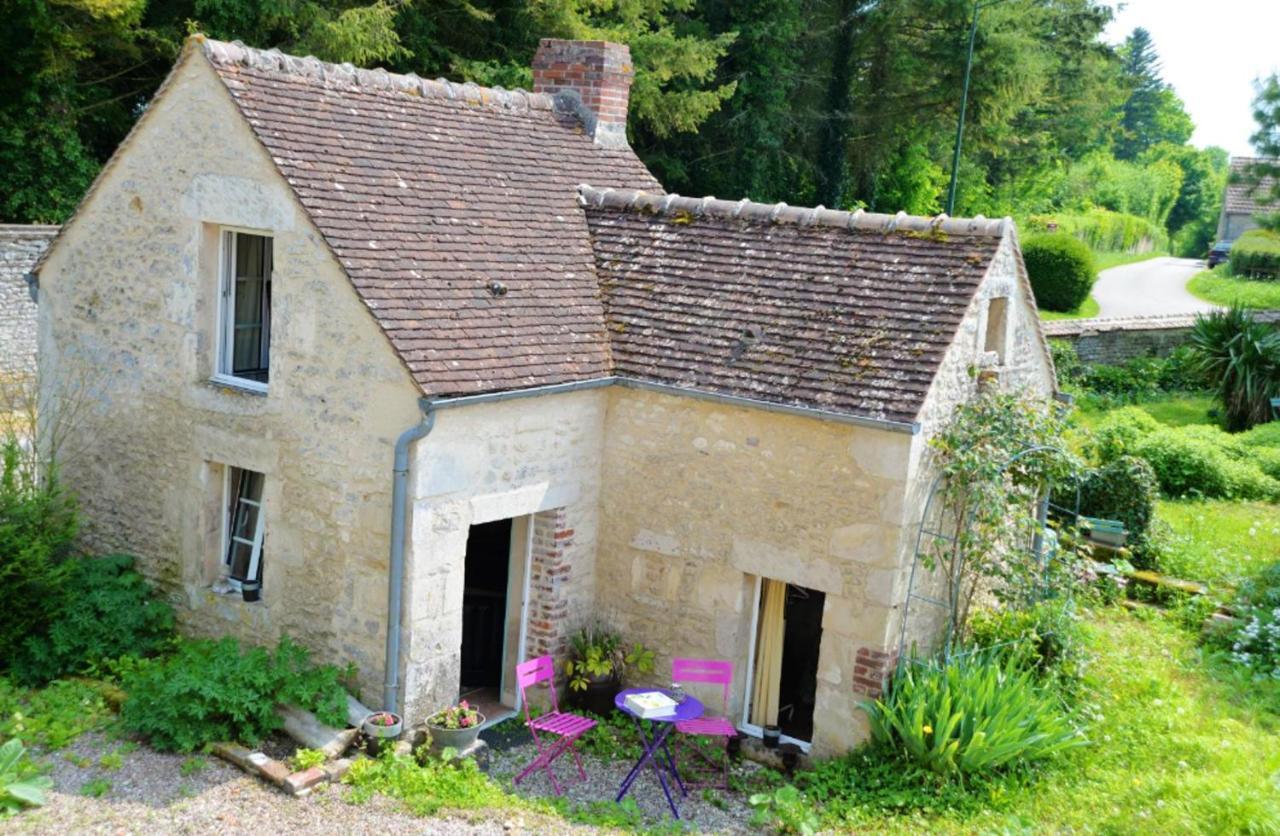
[532,39,633,148]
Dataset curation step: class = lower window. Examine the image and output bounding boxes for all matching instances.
[224,467,266,590]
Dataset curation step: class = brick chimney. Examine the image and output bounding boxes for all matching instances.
[532,39,633,149]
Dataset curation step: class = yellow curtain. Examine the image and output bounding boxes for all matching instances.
[750,579,786,726]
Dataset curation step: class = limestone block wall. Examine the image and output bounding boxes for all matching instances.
[0,226,56,381]
[596,387,915,755]
[1044,312,1280,365]
[399,389,606,722]
[36,52,422,704]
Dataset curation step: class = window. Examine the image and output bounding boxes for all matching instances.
[223,467,265,590]
[218,231,272,387]
[984,297,1009,364]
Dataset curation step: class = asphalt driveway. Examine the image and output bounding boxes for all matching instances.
[1092,256,1214,319]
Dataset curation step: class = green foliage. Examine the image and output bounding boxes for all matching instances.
[1188,305,1280,432]
[12,554,174,686]
[80,777,111,798]
[1234,73,1280,230]
[1057,153,1184,229]
[120,636,349,752]
[1116,28,1193,161]
[1022,233,1097,312]
[0,738,52,814]
[748,784,819,835]
[1088,406,1160,464]
[0,678,111,750]
[1133,427,1280,501]
[562,625,653,691]
[1211,561,1280,680]
[966,599,1088,696]
[179,755,207,776]
[290,747,326,772]
[1188,264,1280,309]
[865,651,1084,778]
[345,748,516,816]
[0,440,79,667]
[1023,208,1168,253]
[1228,229,1280,279]
[1076,456,1158,556]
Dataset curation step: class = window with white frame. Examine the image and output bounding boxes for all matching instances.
[218,231,272,386]
[223,467,266,589]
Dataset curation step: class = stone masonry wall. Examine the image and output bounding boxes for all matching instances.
[1044,312,1280,365]
[0,226,56,381]
[37,51,423,706]
[597,387,916,756]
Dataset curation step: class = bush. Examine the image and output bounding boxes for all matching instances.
[1210,561,1280,680]
[1023,233,1098,312]
[0,440,79,666]
[1133,429,1280,500]
[1188,305,1280,431]
[1239,421,1280,449]
[121,636,349,752]
[1023,208,1168,253]
[864,651,1084,777]
[966,599,1088,695]
[1078,456,1159,551]
[11,555,174,686]
[1228,229,1280,279]
[1091,406,1161,463]
[1049,339,1084,384]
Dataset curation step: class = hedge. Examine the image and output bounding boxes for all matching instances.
[1228,229,1280,280]
[1022,208,1168,254]
[1023,233,1097,312]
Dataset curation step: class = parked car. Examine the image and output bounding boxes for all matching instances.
[1207,240,1232,268]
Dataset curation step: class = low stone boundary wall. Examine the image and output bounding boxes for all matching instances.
[0,225,58,380]
[1044,311,1280,364]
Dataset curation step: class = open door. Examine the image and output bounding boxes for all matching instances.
[743,576,824,746]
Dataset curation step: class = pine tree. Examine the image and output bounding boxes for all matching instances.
[1237,73,1280,230]
[1115,27,1192,160]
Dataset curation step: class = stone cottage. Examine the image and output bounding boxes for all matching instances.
[33,35,1055,755]
[1218,156,1280,242]
[0,225,57,382]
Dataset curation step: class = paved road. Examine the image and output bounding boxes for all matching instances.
[1092,256,1214,319]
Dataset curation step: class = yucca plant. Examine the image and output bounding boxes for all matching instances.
[865,651,1084,778]
[1188,305,1280,432]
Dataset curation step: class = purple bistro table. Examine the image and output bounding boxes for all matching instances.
[614,687,704,819]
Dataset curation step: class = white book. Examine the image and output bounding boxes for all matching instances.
[624,691,678,719]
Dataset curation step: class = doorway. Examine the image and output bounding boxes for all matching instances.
[461,519,513,718]
[743,577,825,746]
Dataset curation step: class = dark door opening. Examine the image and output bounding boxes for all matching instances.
[777,584,824,742]
[460,519,512,691]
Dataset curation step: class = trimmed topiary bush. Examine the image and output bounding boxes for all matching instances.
[1133,428,1280,500]
[12,554,175,685]
[1228,229,1280,279]
[1023,232,1097,312]
[1091,406,1161,463]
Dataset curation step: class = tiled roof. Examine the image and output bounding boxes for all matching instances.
[201,38,660,396]
[1225,157,1280,215]
[580,187,1007,425]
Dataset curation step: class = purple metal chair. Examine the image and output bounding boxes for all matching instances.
[671,657,737,789]
[513,655,596,795]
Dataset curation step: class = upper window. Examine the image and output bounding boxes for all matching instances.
[224,466,266,590]
[983,297,1009,364]
[218,231,272,387]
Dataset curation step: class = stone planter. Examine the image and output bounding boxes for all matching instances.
[362,712,402,739]
[426,717,485,752]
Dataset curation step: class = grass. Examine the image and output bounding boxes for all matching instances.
[1187,265,1280,309]
[1039,294,1100,321]
[1093,249,1166,271]
[1072,393,1217,433]
[1155,499,1280,587]
[835,609,1280,833]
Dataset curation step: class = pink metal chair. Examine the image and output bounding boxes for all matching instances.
[513,655,597,795]
[671,657,737,789]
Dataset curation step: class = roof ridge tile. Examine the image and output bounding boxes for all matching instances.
[577,184,1010,238]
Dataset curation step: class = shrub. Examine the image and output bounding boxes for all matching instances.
[1049,339,1084,385]
[1239,420,1280,449]
[12,555,174,685]
[1077,456,1159,553]
[0,677,111,750]
[1211,561,1280,680]
[1133,429,1280,500]
[1023,233,1097,312]
[1188,305,1280,431]
[120,636,349,752]
[1090,406,1161,463]
[1022,208,1168,253]
[0,440,79,666]
[864,651,1084,777]
[965,599,1088,695]
[1228,229,1280,279]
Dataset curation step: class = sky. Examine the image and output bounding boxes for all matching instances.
[1104,0,1280,157]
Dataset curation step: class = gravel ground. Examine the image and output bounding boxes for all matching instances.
[489,740,760,832]
[10,733,590,835]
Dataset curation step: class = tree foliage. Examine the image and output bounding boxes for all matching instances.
[1236,73,1280,231]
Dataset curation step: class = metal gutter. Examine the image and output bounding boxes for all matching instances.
[427,376,921,435]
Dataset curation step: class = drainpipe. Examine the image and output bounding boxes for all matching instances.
[383,397,435,712]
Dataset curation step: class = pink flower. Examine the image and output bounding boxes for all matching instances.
[460,700,469,709]
[461,716,472,727]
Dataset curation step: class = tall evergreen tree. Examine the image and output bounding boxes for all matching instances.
[1237,73,1280,230]
[1115,27,1191,160]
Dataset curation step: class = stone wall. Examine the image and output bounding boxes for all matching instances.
[37,51,423,706]
[1044,311,1280,365]
[0,226,56,381]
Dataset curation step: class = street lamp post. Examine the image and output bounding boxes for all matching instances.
[945,0,1012,216]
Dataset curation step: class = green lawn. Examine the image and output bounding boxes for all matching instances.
[1040,294,1100,321]
[1156,499,1280,586]
[1093,249,1165,271]
[841,609,1280,833]
[1187,265,1280,309]
[1072,393,1217,433]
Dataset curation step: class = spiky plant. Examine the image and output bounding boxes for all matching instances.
[1188,305,1280,431]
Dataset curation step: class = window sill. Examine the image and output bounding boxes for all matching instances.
[208,374,269,397]
[211,581,264,604]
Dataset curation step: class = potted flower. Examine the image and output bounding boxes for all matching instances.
[563,625,655,715]
[362,711,403,740]
[426,700,485,751]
